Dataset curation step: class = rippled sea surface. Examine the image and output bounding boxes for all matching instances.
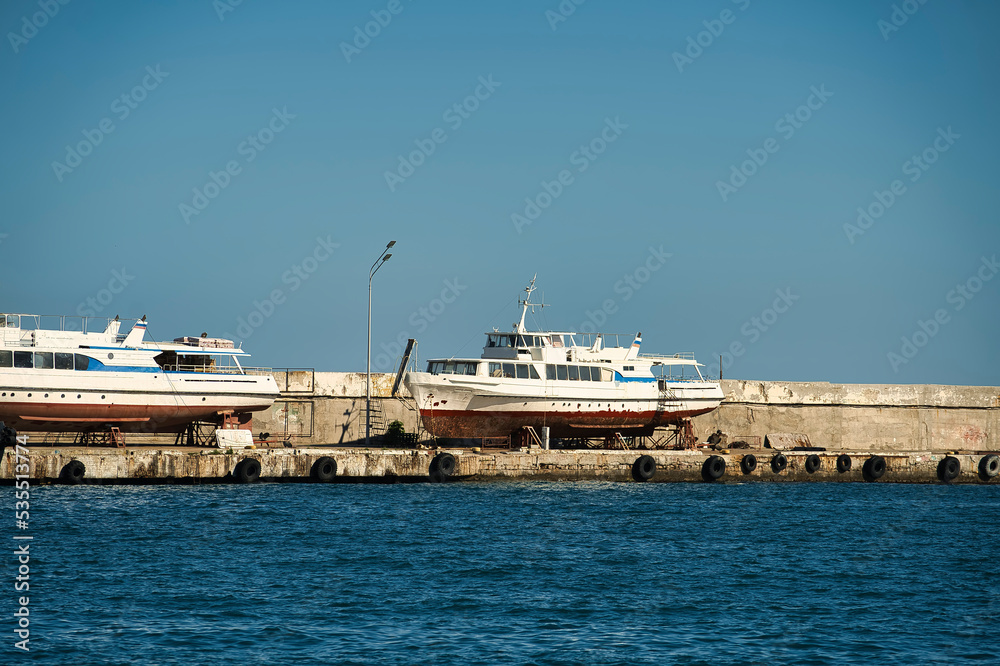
[11,482,1000,664]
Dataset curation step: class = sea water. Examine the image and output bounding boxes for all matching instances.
[10,482,999,664]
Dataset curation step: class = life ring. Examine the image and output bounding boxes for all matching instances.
[978,454,1000,480]
[937,456,960,483]
[429,452,456,483]
[59,460,86,485]
[632,455,656,482]
[836,454,852,473]
[310,456,337,483]
[862,456,886,482]
[702,455,726,482]
[740,454,757,475]
[233,458,261,484]
[805,454,821,474]
[770,453,787,474]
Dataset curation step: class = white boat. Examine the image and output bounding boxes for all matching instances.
[403,279,724,440]
[0,313,278,433]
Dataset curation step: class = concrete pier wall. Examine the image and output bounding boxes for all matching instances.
[4,446,998,486]
[253,373,998,453]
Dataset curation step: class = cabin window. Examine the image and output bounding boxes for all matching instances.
[5,315,19,328]
[551,335,564,348]
[516,364,529,379]
[529,365,540,379]
[546,364,556,380]
[580,366,593,381]
[34,352,54,369]
[623,365,634,372]
[14,351,33,369]
[600,367,613,382]
[502,363,515,379]
[55,353,74,370]
[430,361,477,375]
[568,365,579,381]
[0,350,11,367]
[74,354,91,370]
[557,365,568,380]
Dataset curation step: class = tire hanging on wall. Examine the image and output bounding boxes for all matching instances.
[59,460,86,485]
[233,458,261,484]
[978,454,1000,481]
[702,455,726,482]
[805,454,821,474]
[937,456,961,483]
[632,455,656,482]
[836,454,852,473]
[770,453,787,474]
[429,452,456,483]
[311,456,338,483]
[740,454,757,475]
[862,455,886,482]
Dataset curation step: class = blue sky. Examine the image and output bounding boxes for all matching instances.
[2,0,997,385]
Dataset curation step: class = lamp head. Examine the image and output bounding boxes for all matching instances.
[386,240,396,249]
[383,253,392,262]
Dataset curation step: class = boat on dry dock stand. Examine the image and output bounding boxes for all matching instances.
[0,313,278,433]
[403,279,724,440]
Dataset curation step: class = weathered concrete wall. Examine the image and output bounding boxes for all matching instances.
[692,380,1000,452]
[252,374,998,453]
[4,446,998,486]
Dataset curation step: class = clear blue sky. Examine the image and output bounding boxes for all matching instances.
[2,0,998,385]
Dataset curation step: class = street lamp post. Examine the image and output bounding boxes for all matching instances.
[367,240,395,447]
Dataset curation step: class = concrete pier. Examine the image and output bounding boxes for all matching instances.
[4,446,998,485]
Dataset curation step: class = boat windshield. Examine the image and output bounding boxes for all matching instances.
[427,361,478,375]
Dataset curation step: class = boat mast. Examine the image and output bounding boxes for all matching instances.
[514,275,546,333]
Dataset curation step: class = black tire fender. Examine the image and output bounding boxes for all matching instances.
[311,456,337,483]
[60,459,86,485]
[740,454,757,475]
[978,454,1000,481]
[862,455,886,482]
[937,456,961,483]
[234,458,261,484]
[770,453,787,474]
[429,452,456,482]
[702,455,726,482]
[632,455,656,482]
[836,454,852,473]
[805,454,821,474]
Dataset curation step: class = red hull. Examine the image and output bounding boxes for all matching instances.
[0,402,266,433]
[418,407,716,439]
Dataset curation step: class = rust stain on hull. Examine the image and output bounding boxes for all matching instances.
[419,407,716,438]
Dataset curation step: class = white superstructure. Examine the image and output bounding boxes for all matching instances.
[0,313,278,433]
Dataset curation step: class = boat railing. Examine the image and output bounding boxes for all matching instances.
[164,364,273,376]
[1,314,145,334]
[639,352,696,361]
